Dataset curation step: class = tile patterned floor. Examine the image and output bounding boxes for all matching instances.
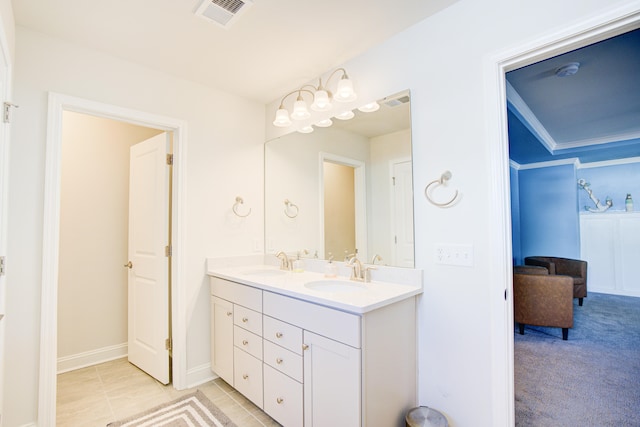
[56,358,282,427]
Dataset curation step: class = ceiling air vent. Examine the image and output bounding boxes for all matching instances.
[382,94,411,108]
[195,0,254,29]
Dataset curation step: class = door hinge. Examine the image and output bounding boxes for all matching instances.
[3,102,18,123]
[166,154,173,165]
[0,256,5,276]
[165,245,172,257]
[392,176,396,186]
[165,338,172,351]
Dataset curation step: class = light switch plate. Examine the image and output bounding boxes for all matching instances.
[435,244,474,266]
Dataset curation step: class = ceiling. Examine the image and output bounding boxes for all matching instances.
[507,28,640,165]
[12,0,458,104]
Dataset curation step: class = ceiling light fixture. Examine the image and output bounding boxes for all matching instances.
[555,62,580,77]
[272,68,357,128]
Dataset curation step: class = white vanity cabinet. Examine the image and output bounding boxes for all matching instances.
[210,274,418,427]
[210,277,264,408]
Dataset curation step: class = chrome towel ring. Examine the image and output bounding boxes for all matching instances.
[284,199,299,218]
[232,196,251,217]
[425,171,460,208]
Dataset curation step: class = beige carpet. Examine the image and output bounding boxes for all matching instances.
[107,390,237,427]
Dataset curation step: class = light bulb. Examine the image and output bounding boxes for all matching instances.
[335,110,355,120]
[311,90,332,112]
[291,98,311,120]
[273,108,292,127]
[298,125,314,133]
[358,101,380,113]
[335,77,357,102]
[316,118,333,127]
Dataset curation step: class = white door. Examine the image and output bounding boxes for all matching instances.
[127,133,171,384]
[392,160,414,267]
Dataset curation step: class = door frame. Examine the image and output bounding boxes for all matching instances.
[39,92,188,426]
[485,4,640,425]
[318,152,367,261]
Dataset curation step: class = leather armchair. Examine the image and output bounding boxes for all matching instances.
[524,256,587,306]
[513,272,574,340]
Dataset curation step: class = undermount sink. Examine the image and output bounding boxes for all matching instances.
[242,268,287,277]
[304,280,367,293]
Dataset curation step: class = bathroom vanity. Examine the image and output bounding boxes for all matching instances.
[207,257,422,427]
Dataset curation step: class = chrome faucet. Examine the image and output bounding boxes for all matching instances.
[275,251,290,270]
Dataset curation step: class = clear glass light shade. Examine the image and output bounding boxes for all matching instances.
[273,108,292,127]
[316,118,333,127]
[358,101,380,113]
[334,78,357,102]
[311,90,332,111]
[291,99,311,120]
[335,110,355,120]
[298,125,314,133]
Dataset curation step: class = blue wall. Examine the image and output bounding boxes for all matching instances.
[577,162,640,212]
[510,166,521,264]
[516,164,580,263]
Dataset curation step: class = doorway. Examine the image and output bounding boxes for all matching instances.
[57,111,169,382]
[39,93,188,426]
[486,6,640,425]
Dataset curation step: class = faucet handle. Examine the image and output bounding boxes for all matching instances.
[363,265,377,282]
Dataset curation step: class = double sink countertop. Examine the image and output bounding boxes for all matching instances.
[206,255,423,314]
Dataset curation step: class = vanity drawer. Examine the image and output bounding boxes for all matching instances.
[264,340,303,382]
[234,347,263,408]
[234,305,262,335]
[210,276,262,312]
[233,326,262,360]
[263,291,361,348]
[263,315,303,355]
[264,364,303,427]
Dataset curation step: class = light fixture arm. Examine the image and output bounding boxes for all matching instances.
[277,88,314,108]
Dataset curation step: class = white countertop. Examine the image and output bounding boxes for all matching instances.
[206,257,423,314]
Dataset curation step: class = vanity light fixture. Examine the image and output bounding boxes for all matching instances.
[334,110,355,120]
[358,101,380,113]
[272,68,357,128]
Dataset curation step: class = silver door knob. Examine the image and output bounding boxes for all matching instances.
[124,261,133,269]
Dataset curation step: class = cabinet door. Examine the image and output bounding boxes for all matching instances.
[303,331,361,427]
[619,217,640,292]
[211,296,234,384]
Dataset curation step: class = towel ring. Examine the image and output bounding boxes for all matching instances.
[232,196,251,217]
[425,171,460,208]
[284,199,299,218]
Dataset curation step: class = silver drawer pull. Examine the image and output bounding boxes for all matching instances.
[275,332,283,338]
[242,317,248,323]
[277,398,284,404]
[242,340,248,345]
[276,358,283,364]
[243,374,249,380]
[302,344,309,351]
[226,311,232,316]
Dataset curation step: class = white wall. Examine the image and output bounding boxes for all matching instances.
[4,0,639,425]
[6,27,264,426]
[58,112,163,370]
[265,1,637,426]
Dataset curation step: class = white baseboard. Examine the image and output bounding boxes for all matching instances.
[185,362,216,389]
[57,343,128,374]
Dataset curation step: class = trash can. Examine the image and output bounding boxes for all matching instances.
[406,406,449,427]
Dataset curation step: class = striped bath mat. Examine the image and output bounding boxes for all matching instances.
[107,390,236,427]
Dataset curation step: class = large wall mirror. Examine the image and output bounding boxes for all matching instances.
[265,90,414,267]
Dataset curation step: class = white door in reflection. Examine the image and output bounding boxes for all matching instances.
[392,159,414,267]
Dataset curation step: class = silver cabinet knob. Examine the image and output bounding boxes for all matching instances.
[275,332,283,338]
[226,311,232,317]
[242,340,248,345]
[277,398,284,404]
[302,344,309,350]
[242,317,248,323]
[124,261,133,269]
[276,358,283,364]
[242,374,249,380]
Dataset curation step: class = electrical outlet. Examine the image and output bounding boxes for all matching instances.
[435,244,474,267]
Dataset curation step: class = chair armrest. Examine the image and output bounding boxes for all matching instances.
[554,258,587,279]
